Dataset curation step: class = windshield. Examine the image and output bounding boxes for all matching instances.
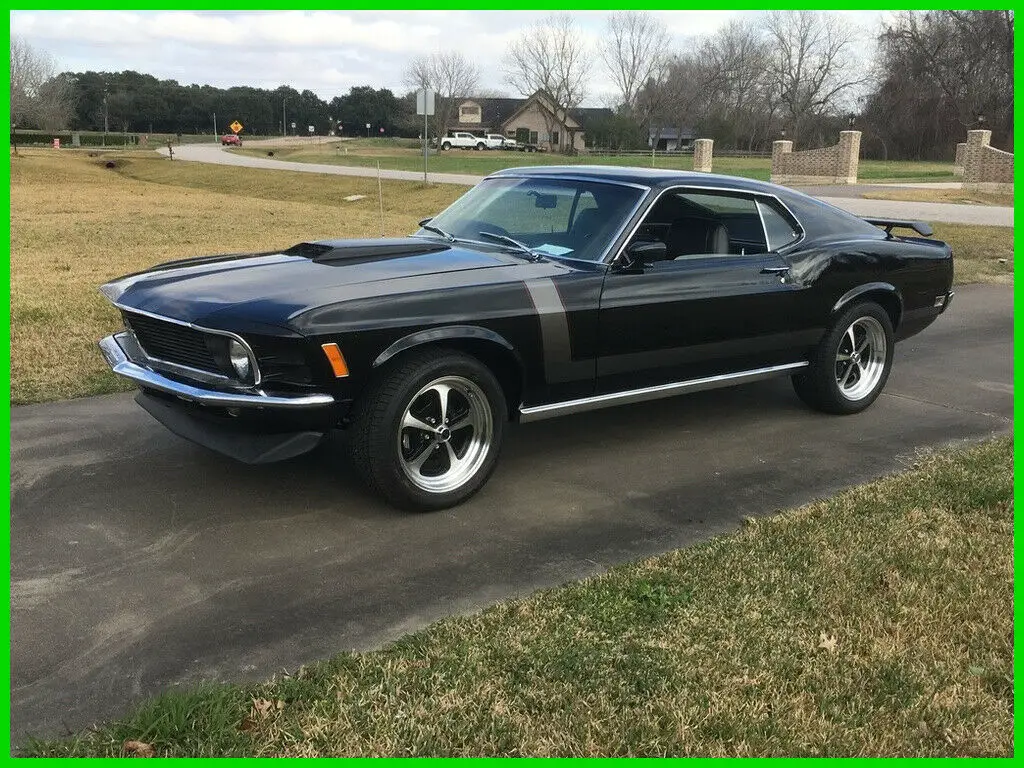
[420,177,646,262]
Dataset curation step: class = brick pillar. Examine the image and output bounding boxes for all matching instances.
[770,140,792,183]
[835,130,861,184]
[953,142,967,177]
[692,138,713,172]
[963,130,992,186]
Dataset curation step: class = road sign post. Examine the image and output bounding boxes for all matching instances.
[416,88,435,183]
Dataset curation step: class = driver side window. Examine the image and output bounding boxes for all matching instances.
[629,189,770,261]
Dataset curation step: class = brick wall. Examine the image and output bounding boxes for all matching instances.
[770,130,861,185]
[953,142,966,177]
[962,130,1013,192]
[692,138,713,172]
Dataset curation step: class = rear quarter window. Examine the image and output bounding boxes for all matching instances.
[757,200,802,251]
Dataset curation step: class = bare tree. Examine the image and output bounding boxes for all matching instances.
[862,10,1014,158]
[403,54,433,91]
[504,13,590,151]
[698,19,778,149]
[11,36,73,130]
[600,11,671,115]
[887,11,1013,131]
[765,11,865,141]
[638,53,714,151]
[402,51,480,137]
[33,73,76,131]
[10,38,73,132]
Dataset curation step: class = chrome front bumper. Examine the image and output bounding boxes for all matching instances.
[99,332,334,409]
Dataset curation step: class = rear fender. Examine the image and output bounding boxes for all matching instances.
[832,282,903,328]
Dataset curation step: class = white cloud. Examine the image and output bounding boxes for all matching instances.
[9,10,883,103]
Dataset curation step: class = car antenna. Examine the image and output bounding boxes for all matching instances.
[377,161,385,238]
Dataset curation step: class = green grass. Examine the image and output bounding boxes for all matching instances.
[235,141,958,184]
[20,437,1013,757]
[857,160,959,182]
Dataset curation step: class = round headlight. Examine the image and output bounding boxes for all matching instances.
[228,339,252,381]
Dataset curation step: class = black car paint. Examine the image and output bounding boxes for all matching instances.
[102,167,953,455]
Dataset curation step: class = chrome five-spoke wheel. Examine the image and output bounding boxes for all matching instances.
[792,300,894,415]
[834,316,887,401]
[348,349,506,511]
[398,376,493,493]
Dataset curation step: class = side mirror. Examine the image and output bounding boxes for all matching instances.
[619,240,666,269]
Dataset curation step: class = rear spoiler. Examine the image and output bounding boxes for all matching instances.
[863,218,934,237]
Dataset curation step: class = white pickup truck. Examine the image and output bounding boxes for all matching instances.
[485,134,513,149]
[439,132,488,151]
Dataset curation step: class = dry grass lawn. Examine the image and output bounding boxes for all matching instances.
[930,224,1014,285]
[862,188,1014,207]
[9,150,464,403]
[22,437,1013,757]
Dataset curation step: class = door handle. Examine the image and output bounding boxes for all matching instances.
[761,265,791,274]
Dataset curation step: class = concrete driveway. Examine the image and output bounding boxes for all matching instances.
[10,284,1012,745]
[162,143,1014,227]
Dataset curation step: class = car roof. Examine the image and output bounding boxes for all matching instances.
[489,164,775,192]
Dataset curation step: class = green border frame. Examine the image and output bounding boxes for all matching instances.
[3,3,1018,761]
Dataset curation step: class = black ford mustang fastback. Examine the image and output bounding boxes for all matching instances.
[99,166,954,510]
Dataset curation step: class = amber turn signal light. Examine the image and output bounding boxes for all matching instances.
[321,343,350,378]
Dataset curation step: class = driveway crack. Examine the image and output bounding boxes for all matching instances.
[883,391,1011,423]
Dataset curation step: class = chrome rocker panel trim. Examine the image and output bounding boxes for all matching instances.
[99,333,335,409]
[519,361,809,423]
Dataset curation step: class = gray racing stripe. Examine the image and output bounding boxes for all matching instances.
[524,279,593,384]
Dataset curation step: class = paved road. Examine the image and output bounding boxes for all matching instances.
[10,284,1012,744]
[163,144,1013,227]
[165,142,486,186]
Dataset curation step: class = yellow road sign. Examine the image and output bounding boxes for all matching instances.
[230,121,243,134]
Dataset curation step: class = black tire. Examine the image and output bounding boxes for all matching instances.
[476,142,486,150]
[348,348,506,511]
[441,141,451,151]
[792,301,894,415]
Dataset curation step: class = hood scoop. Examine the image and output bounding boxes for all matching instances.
[284,237,451,265]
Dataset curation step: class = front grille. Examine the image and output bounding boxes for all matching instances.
[122,311,223,374]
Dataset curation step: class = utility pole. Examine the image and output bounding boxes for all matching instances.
[103,88,109,147]
[213,112,217,142]
[282,98,288,137]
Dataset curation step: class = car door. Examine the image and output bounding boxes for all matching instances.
[596,188,816,394]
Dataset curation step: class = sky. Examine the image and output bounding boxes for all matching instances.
[10,10,888,106]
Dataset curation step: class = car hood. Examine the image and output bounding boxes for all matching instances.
[105,237,552,328]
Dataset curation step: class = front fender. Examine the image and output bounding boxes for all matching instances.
[372,325,518,368]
